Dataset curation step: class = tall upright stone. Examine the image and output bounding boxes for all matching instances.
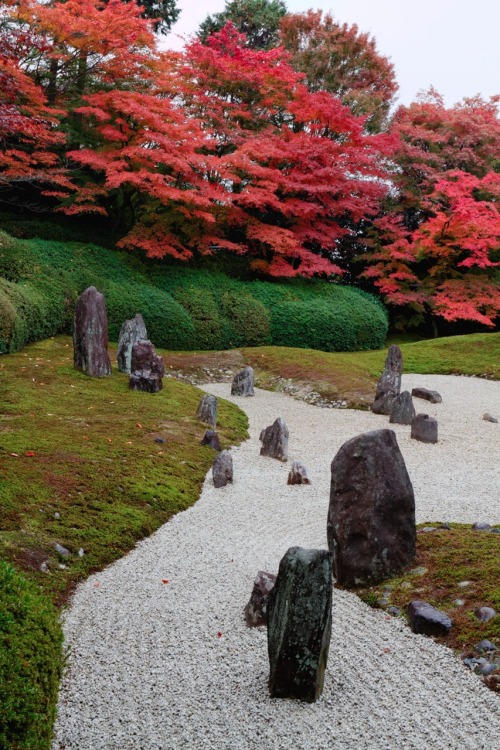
[260,417,289,462]
[117,314,147,374]
[196,394,218,427]
[231,366,254,396]
[327,429,416,587]
[73,286,111,377]
[267,547,332,703]
[371,345,403,415]
[129,340,164,393]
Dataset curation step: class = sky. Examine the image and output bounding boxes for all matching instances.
[163,0,500,108]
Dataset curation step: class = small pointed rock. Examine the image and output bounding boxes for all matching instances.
[260,417,289,462]
[197,394,218,427]
[231,366,254,396]
[287,461,311,485]
[244,571,276,627]
[411,414,438,443]
[117,314,148,374]
[212,450,233,487]
[389,390,416,425]
[201,429,221,451]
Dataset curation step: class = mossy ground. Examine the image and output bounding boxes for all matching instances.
[0,336,248,606]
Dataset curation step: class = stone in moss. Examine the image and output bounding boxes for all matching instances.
[73,286,111,377]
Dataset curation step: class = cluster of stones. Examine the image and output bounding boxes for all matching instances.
[73,288,164,393]
[371,345,441,443]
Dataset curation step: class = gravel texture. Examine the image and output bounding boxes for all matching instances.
[53,374,500,750]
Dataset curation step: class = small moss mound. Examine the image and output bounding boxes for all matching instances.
[0,562,63,750]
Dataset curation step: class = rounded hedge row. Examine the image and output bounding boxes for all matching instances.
[0,230,388,353]
[0,561,63,750]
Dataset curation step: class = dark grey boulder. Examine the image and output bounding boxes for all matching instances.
[244,571,276,627]
[260,417,289,462]
[212,450,233,487]
[411,387,442,404]
[267,547,332,702]
[287,461,311,485]
[411,414,438,443]
[483,413,498,423]
[231,366,254,397]
[389,390,416,425]
[475,639,498,653]
[201,429,221,451]
[472,522,492,531]
[327,429,416,587]
[129,340,164,393]
[371,345,403,415]
[197,394,218,427]
[73,286,111,377]
[407,600,453,636]
[117,314,148,374]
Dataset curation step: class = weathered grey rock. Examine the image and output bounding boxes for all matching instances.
[407,600,453,636]
[129,340,164,393]
[327,429,416,587]
[411,387,442,404]
[371,345,403,415]
[117,314,147,374]
[196,394,218,427]
[212,450,233,487]
[244,571,276,627]
[287,461,311,485]
[474,606,496,623]
[472,521,492,531]
[483,413,498,423]
[267,547,332,702]
[411,414,438,443]
[201,429,221,451]
[54,543,70,558]
[73,286,111,377]
[260,417,289,462]
[389,390,416,425]
[231,366,254,397]
[475,639,498,653]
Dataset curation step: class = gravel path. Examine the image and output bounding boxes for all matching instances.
[53,375,500,750]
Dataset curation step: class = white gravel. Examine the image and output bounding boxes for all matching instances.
[53,374,500,750]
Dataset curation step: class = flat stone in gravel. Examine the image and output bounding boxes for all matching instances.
[328,429,416,586]
[231,366,254,397]
[408,600,453,636]
[411,413,438,443]
[244,570,276,627]
[287,460,311,485]
[267,547,332,702]
[412,387,442,404]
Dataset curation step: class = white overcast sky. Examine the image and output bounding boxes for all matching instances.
[164,0,500,108]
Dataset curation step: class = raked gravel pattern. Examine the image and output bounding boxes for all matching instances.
[53,374,500,750]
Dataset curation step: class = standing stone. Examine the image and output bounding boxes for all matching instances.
[212,450,233,487]
[201,429,221,451]
[267,547,332,702]
[129,340,164,393]
[244,571,276,627]
[231,366,254,396]
[73,286,111,377]
[371,345,403,415]
[196,394,218,427]
[389,391,416,425]
[287,461,311,485]
[327,429,416,587]
[411,387,442,404]
[117,314,148,374]
[411,414,438,444]
[260,417,289,462]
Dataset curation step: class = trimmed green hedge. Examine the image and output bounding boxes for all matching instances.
[0,229,388,353]
[0,562,63,750]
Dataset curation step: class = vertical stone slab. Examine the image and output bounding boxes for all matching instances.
[117,314,148,374]
[327,429,416,587]
[231,366,254,396]
[371,345,403,415]
[260,417,289,462]
[267,547,332,703]
[73,286,111,377]
[129,340,164,393]
[196,394,218,427]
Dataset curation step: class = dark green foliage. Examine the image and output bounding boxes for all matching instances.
[0,230,388,354]
[198,0,287,49]
[0,562,63,750]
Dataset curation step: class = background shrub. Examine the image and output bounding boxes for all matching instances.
[172,286,223,350]
[219,291,271,347]
[0,562,63,750]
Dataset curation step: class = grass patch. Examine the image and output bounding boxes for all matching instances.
[353,524,500,686]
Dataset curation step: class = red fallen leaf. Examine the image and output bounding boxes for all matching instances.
[162,579,170,584]
[29,413,35,417]
[384,615,391,621]
[83,436,89,440]
[107,438,112,443]
[25,451,36,457]
[10,453,20,457]
[217,631,223,638]
[94,582,100,588]
[136,423,142,428]
[383,647,391,654]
